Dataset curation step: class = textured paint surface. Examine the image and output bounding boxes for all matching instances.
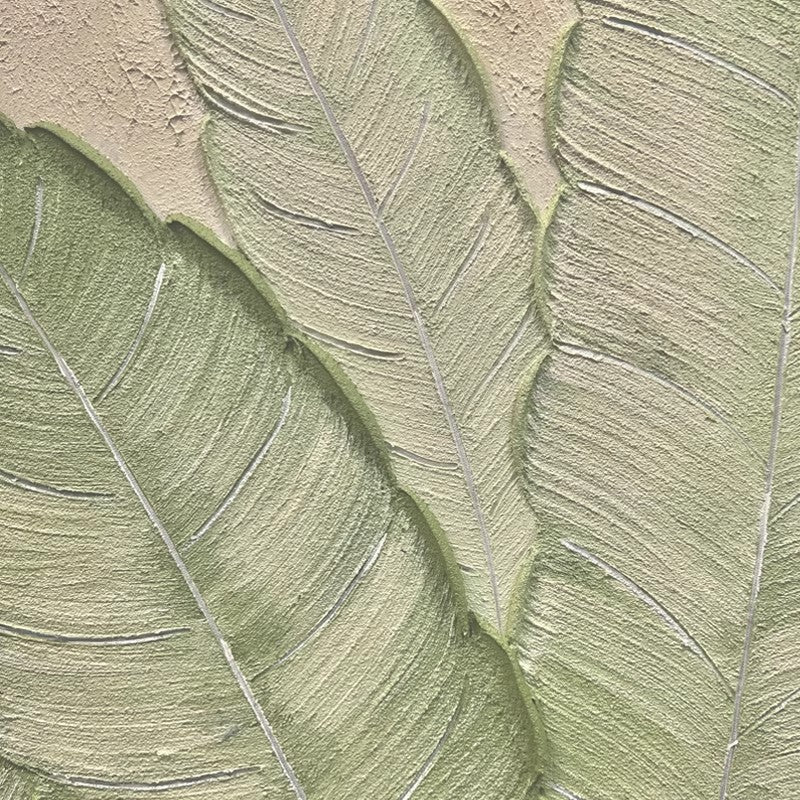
[446,0,576,208]
[0,0,229,240]
[516,2,800,799]
[0,0,570,245]
[0,121,539,799]
[164,0,550,630]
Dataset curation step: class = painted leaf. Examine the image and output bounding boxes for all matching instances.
[515,2,800,799]
[162,0,547,629]
[0,121,538,799]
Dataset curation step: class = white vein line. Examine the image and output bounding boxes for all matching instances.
[270,0,504,630]
[19,178,44,282]
[470,307,534,405]
[433,211,490,314]
[95,263,165,404]
[388,443,459,472]
[186,387,292,549]
[345,0,379,87]
[0,263,307,800]
[556,341,762,464]
[198,0,256,22]
[547,783,587,800]
[578,181,780,293]
[398,684,465,800]
[602,17,794,107]
[258,532,387,673]
[0,465,112,501]
[769,490,800,524]
[62,766,260,792]
[0,344,22,356]
[199,84,308,134]
[562,539,732,696]
[720,110,800,800]
[0,620,190,647]
[297,321,405,361]
[525,617,557,636]
[378,101,431,215]
[735,685,800,746]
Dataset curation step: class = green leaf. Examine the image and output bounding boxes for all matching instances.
[515,2,800,799]
[0,120,538,799]
[161,0,548,629]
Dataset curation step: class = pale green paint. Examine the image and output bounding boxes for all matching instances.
[162,0,549,630]
[516,2,800,799]
[0,120,538,799]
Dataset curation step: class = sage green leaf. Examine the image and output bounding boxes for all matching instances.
[515,2,800,799]
[0,120,538,799]
[161,0,547,629]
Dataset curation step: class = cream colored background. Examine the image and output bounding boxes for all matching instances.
[0,0,231,240]
[0,0,575,232]
[449,0,576,209]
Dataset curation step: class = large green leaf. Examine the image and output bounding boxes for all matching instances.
[515,2,800,799]
[161,0,548,629]
[0,120,538,799]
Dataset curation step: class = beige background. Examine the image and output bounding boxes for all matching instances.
[0,0,575,233]
[0,0,231,240]
[449,0,576,209]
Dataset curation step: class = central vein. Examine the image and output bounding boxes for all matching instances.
[268,0,504,630]
[0,261,307,800]
[719,109,800,800]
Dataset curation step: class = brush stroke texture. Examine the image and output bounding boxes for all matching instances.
[516,2,800,799]
[0,121,537,800]
[163,0,548,629]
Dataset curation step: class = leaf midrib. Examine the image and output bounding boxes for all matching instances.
[267,0,505,630]
[719,107,800,799]
[0,259,307,800]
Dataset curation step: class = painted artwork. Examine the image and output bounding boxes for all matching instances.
[1,2,797,798]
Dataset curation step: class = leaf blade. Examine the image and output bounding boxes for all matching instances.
[0,120,537,799]
[517,2,800,798]
[163,0,548,628]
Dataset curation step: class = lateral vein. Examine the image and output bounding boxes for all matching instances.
[398,681,466,800]
[602,17,793,106]
[95,262,165,404]
[62,766,260,792]
[19,178,44,282]
[578,181,780,293]
[0,465,112,501]
[562,539,731,696]
[186,387,292,548]
[0,621,190,647]
[0,262,307,800]
[556,341,762,464]
[256,531,388,674]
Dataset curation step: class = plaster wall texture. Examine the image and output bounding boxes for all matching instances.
[1,0,572,229]
[0,0,232,241]
[447,0,577,208]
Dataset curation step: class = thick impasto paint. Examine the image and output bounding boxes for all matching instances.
[2,1,798,798]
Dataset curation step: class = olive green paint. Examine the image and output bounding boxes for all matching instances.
[516,2,800,799]
[162,0,550,630]
[0,119,539,799]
